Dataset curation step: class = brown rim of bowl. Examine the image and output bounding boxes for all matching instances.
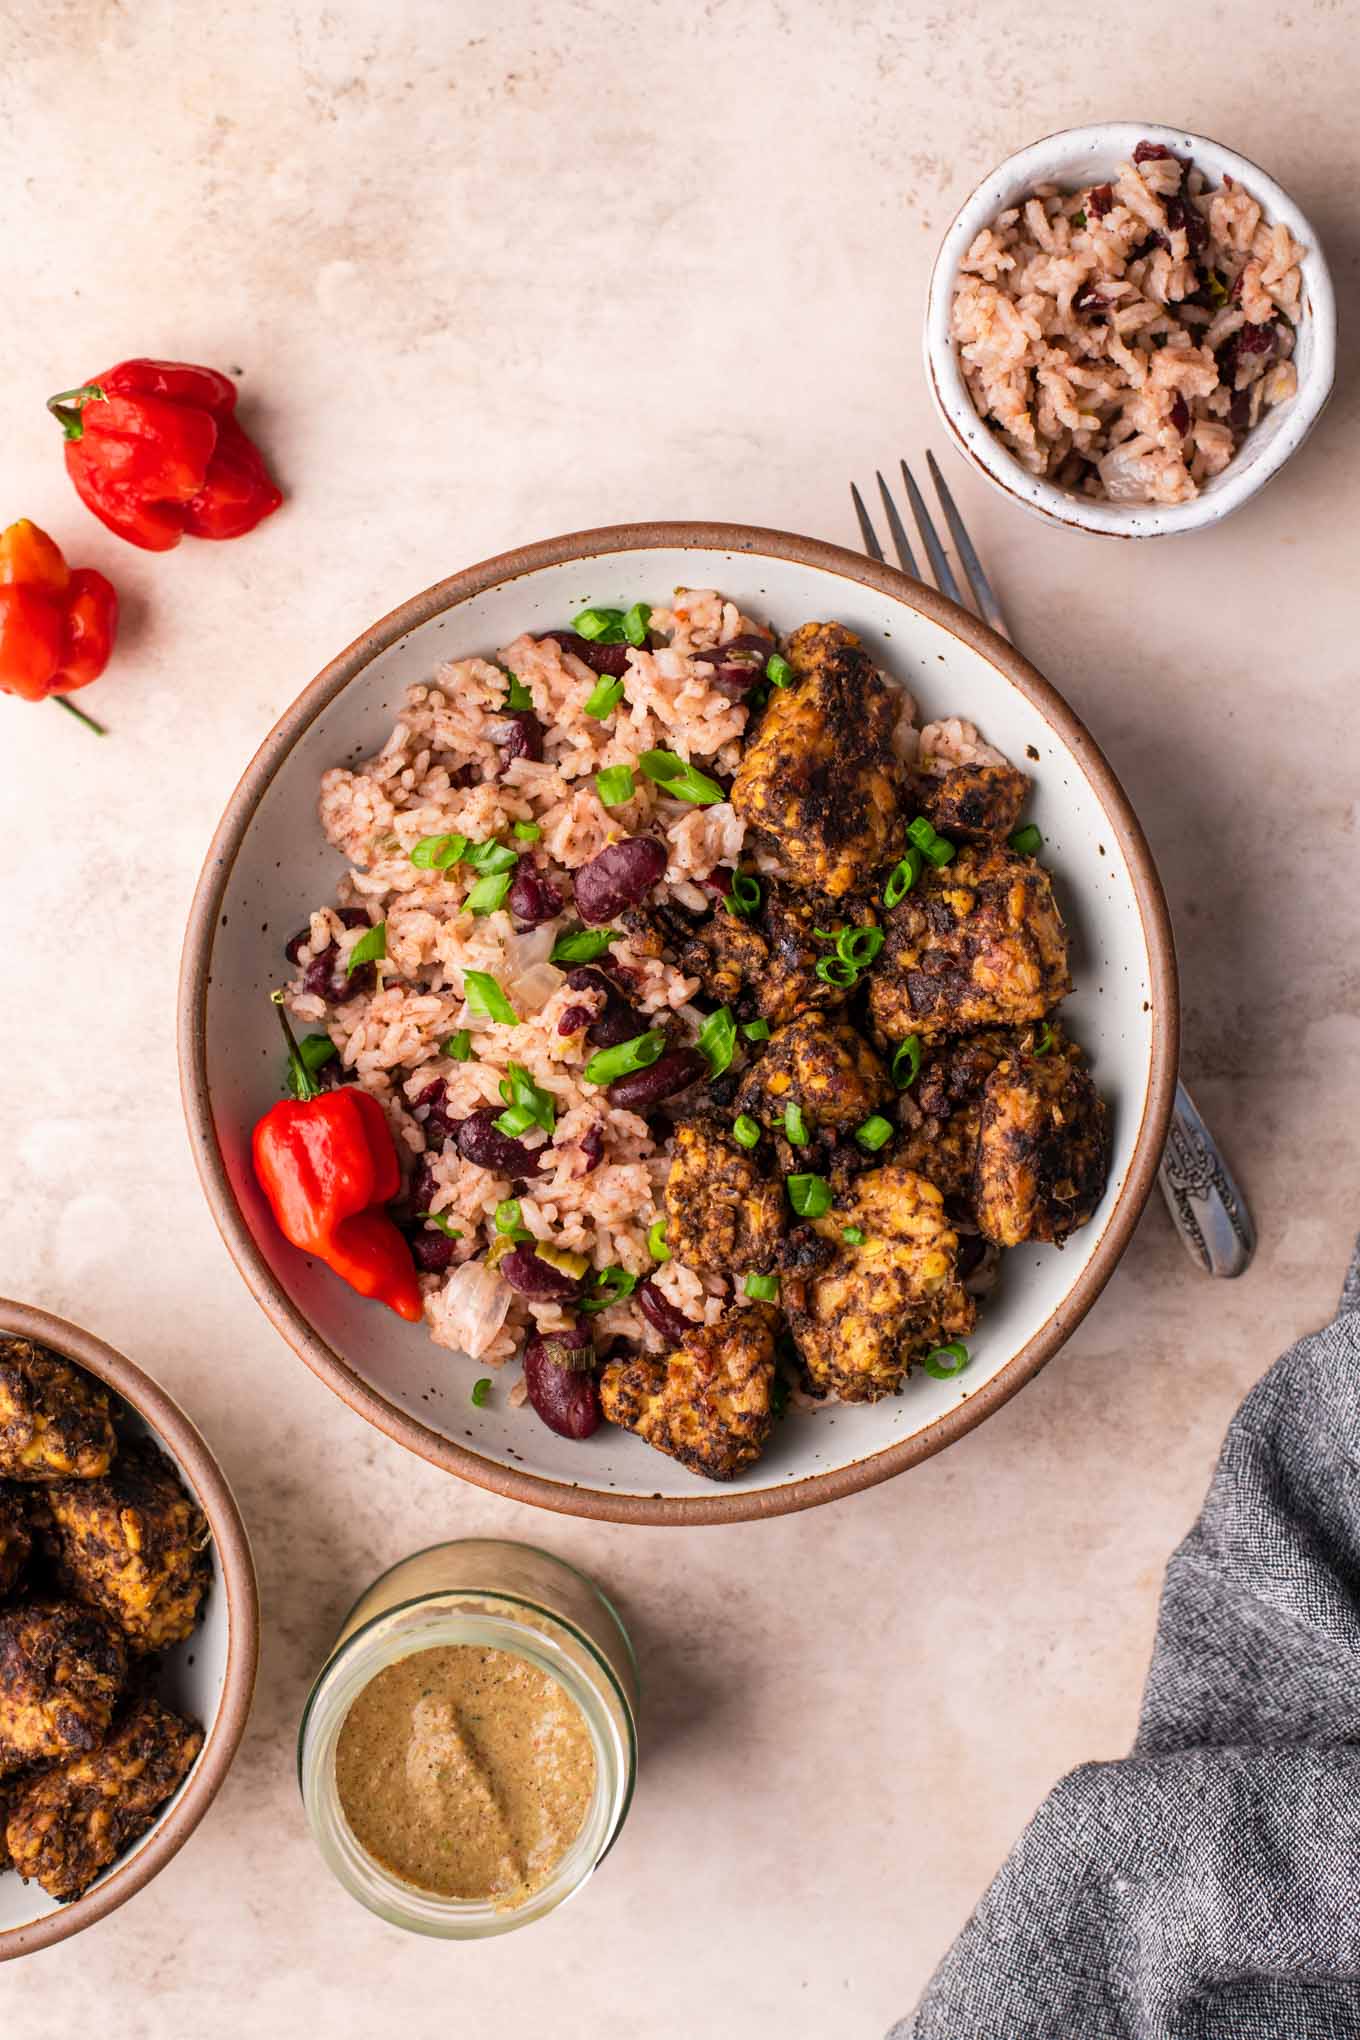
[0,1298,259,1960]
[177,520,1179,1528]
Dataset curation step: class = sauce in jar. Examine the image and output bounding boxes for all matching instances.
[334,1644,595,1905]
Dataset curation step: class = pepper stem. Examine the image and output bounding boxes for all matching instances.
[271,989,320,1101]
[45,383,104,442]
[53,695,108,735]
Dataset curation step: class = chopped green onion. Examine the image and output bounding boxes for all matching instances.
[854,1114,894,1152]
[411,832,469,870]
[443,1029,473,1061]
[812,926,839,943]
[494,1198,526,1235]
[513,821,542,842]
[892,1035,923,1088]
[579,1265,637,1314]
[815,956,858,988]
[503,671,533,711]
[346,922,386,974]
[923,834,956,867]
[744,1271,780,1301]
[418,1212,464,1239]
[784,1102,809,1146]
[464,869,513,916]
[573,606,628,644]
[1009,823,1043,856]
[787,1172,832,1219]
[1034,1021,1056,1058]
[766,652,794,688]
[637,749,724,807]
[462,839,518,875]
[549,926,616,965]
[621,601,651,647]
[837,925,884,969]
[495,1104,537,1137]
[470,1377,492,1406]
[725,871,762,919]
[841,1226,865,1246]
[647,1219,670,1262]
[742,1019,770,1041]
[884,848,923,906]
[496,1062,556,1134]
[584,1028,666,1087]
[285,1032,337,1100]
[595,764,636,808]
[1071,208,1087,229]
[583,675,625,719]
[697,1005,737,1077]
[906,816,938,851]
[921,1341,970,1380]
[732,1113,761,1149]
[463,971,518,1025]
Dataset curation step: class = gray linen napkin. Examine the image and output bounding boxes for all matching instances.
[893,1236,1360,2040]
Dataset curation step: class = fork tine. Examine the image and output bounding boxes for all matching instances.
[850,482,884,562]
[926,452,1011,640]
[900,459,965,607]
[874,470,921,579]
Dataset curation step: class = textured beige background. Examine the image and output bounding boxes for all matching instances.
[2,0,1357,2031]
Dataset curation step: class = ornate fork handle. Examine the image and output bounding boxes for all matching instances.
[1157,1080,1256,1278]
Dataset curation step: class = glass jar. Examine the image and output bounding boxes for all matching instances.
[298,1538,638,1938]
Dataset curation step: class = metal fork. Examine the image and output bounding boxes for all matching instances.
[850,456,1256,1279]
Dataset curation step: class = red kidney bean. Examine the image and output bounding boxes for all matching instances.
[607,1047,706,1112]
[580,1123,605,1172]
[414,1079,462,1147]
[410,1230,458,1274]
[704,866,734,899]
[508,866,563,927]
[703,632,773,697]
[1133,139,1179,164]
[289,908,375,1000]
[1229,389,1252,429]
[496,711,544,765]
[1170,393,1190,435]
[1087,182,1114,219]
[557,1003,592,1037]
[565,966,643,1048]
[403,1156,439,1220]
[551,631,630,677]
[636,1277,694,1344]
[523,1339,600,1438]
[574,837,668,924]
[499,1245,585,1302]
[1164,194,1207,257]
[456,1109,545,1175]
[1073,284,1109,320]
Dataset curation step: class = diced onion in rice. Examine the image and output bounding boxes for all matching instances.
[434,1260,513,1358]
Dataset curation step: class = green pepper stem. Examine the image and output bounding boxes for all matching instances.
[52,695,107,735]
[271,988,319,1100]
[45,383,104,442]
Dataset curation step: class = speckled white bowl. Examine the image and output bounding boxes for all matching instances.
[179,524,1178,1525]
[925,122,1336,538]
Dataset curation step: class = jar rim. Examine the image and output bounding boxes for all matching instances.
[299,1579,637,1939]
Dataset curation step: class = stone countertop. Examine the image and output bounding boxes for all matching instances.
[3,1,1357,2030]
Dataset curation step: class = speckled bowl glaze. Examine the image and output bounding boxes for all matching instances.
[925,123,1337,538]
[0,1299,258,1961]
[179,523,1178,1525]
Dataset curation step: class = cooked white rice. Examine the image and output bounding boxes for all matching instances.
[288,591,792,1368]
[951,143,1305,504]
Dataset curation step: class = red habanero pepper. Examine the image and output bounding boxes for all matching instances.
[47,358,282,552]
[0,520,118,734]
[252,1000,423,1322]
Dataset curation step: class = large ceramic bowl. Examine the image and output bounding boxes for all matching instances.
[926,122,1337,538]
[179,523,1177,1525]
[0,1299,257,1960]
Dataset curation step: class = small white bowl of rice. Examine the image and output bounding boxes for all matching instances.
[925,122,1336,537]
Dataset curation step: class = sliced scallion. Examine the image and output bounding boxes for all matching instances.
[725,871,762,919]
[1034,1021,1056,1058]
[418,1212,464,1239]
[766,652,794,688]
[697,1005,737,1077]
[494,1198,526,1235]
[462,839,518,875]
[742,1019,770,1041]
[841,1226,865,1245]
[921,1340,970,1380]
[784,1102,809,1146]
[573,606,628,643]
[814,956,858,988]
[584,1028,666,1086]
[744,1271,779,1301]
[411,832,469,870]
[837,925,884,970]
[549,926,616,965]
[647,1219,670,1262]
[884,847,923,906]
[787,1172,832,1219]
[892,1035,923,1088]
[496,1063,556,1135]
[732,1113,761,1149]
[854,1114,893,1152]
[470,1377,492,1406]
[595,764,636,808]
[346,922,386,974]
[1009,823,1043,856]
[583,675,625,719]
[503,672,533,711]
[513,821,542,842]
[443,1029,473,1061]
[463,971,518,1025]
[464,869,513,916]
[637,749,724,807]
[621,601,651,647]
[579,1265,637,1313]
